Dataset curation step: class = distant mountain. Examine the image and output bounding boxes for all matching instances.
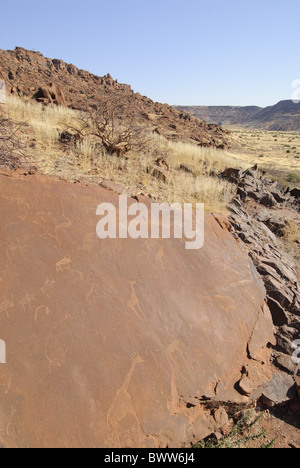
[174,101,300,131]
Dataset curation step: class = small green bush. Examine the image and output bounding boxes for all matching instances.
[287,173,300,183]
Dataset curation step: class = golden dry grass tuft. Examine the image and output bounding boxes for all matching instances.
[2,96,246,213]
[283,220,300,244]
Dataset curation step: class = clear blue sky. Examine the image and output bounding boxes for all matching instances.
[1,0,300,106]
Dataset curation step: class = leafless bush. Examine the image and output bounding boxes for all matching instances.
[0,115,25,168]
[67,95,150,156]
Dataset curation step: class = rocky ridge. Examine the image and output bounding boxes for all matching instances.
[175,101,300,131]
[0,47,229,148]
[222,166,300,407]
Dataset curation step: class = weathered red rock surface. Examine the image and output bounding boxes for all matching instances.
[0,172,274,448]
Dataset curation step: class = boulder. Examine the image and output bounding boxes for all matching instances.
[260,258,298,284]
[221,167,243,184]
[0,172,274,448]
[179,163,195,175]
[271,191,286,204]
[264,276,294,309]
[275,326,299,355]
[265,217,286,237]
[33,83,67,106]
[275,354,298,375]
[260,192,277,208]
[148,165,169,183]
[260,373,297,407]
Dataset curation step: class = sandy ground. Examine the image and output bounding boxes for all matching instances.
[249,401,300,449]
[226,128,300,184]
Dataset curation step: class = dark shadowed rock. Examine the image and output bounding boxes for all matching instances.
[267,297,289,326]
[290,188,300,199]
[265,217,287,237]
[260,193,277,208]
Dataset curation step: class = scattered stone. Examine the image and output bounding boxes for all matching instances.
[238,376,254,397]
[155,157,169,171]
[60,131,81,146]
[261,258,297,284]
[275,331,298,356]
[290,188,300,199]
[179,163,195,175]
[295,376,300,399]
[33,82,67,106]
[260,193,277,208]
[275,354,298,375]
[271,190,286,203]
[213,407,229,427]
[260,372,297,407]
[148,165,169,183]
[265,217,286,237]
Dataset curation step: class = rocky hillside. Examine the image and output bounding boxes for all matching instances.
[0,47,229,148]
[175,101,300,131]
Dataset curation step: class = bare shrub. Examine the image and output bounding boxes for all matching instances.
[67,94,150,156]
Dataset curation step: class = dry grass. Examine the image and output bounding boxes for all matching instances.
[228,129,300,184]
[283,220,300,244]
[2,96,244,213]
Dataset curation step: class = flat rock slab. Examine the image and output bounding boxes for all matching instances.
[0,173,274,448]
[261,373,297,407]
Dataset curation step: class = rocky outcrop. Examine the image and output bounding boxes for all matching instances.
[0,47,229,148]
[222,166,300,398]
[0,171,274,448]
[33,83,67,106]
